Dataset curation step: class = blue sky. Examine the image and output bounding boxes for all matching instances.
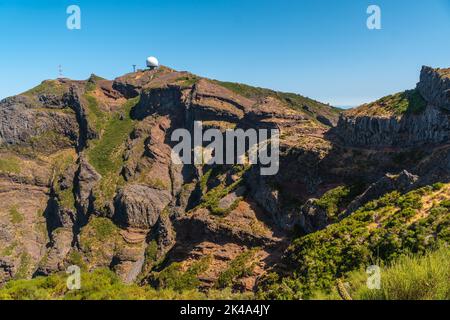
[0,0,449,106]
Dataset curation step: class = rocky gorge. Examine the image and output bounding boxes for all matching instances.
[0,65,449,298]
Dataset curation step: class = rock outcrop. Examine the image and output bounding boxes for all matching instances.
[114,184,172,229]
[335,104,450,147]
[334,66,450,148]
[344,170,419,217]
[36,228,73,275]
[75,156,101,218]
[298,199,328,234]
[0,95,78,150]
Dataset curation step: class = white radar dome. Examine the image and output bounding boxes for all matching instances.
[146,56,159,68]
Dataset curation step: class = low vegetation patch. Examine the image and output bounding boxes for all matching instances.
[79,217,122,266]
[217,249,259,289]
[81,217,120,245]
[259,184,450,299]
[152,256,212,292]
[83,95,107,133]
[86,97,139,173]
[0,268,252,300]
[198,165,248,216]
[361,89,427,116]
[315,186,350,221]
[57,188,76,211]
[1,242,18,257]
[51,151,77,211]
[9,205,24,224]
[175,75,199,87]
[87,97,140,211]
[214,80,339,121]
[85,74,105,92]
[200,180,242,216]
[316,246,450,300]
[355,246,450,300]
[24,80,66,97]
[14,253,31,280]
[0,156,21,174]
[28,130,74,154]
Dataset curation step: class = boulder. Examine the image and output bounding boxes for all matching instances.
[218,186,246,210]
[298,199,328,234]
[36,228,73,275]
[0,258,14,285]
[75,156,101,217]
[344,170,419,217]
[114,184,171,229]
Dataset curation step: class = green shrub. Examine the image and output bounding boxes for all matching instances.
[0,267,253,300]
[154,256,211,292]
[24,80,66,97]
[87,97,140,211]
[200,176,244,216]
[145,241,158,263]
[367,89,427,116]
[0,157,21,174]
[67,250,87,271]
[28,130,74,154]
[432,182,445,191]
[261,186,449,298]
[9,205,24,224]
[440,200,450,208]
[84,95,107,133]
[57,187,76,211]
[88,217,119,241]
[14,253,31,280]
[315,186,350,219]
[217,249,259,288]
[397,191,422,210]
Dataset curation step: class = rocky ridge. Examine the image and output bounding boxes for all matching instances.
[334,66,450,148]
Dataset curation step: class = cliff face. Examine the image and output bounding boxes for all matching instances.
[1,65,449,293]
[335,104,450,147]
[334,66,450,148]
[0,67,341,288]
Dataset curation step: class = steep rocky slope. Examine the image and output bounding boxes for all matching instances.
[0,66,340,288]
[0,65,449,297]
